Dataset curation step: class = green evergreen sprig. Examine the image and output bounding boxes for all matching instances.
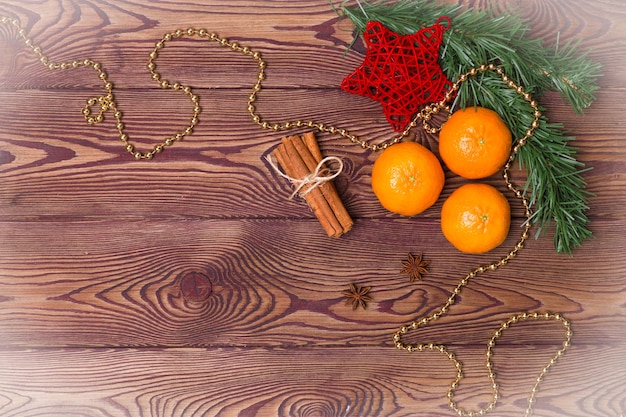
[335,0,601,254]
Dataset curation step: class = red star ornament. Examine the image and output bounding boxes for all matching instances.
[341,17,453,132]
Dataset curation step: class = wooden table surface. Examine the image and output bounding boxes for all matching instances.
[0,1,624,416]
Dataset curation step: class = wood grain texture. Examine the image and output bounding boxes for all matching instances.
[0,88,625,219]
[0,0,625,416]
[0,346,623,417]
[0,218,624,347]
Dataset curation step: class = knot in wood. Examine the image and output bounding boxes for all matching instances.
[179,271,212,303]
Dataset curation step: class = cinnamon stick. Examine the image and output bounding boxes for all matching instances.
[274,137,343,237]
[291,134,353,234]
[271,133,354,238]
[302,131,323,162]
[272,143,337,237]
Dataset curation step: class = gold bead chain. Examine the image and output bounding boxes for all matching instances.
[0,16,421,156]
[1,17,202,160]
[393,65,572,417]
[1,18,572,416]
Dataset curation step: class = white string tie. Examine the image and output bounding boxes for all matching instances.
[266,155,344,199]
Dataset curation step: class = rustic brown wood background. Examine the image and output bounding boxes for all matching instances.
[0,1,624,416]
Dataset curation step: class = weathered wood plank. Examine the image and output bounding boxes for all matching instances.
[0,87,622,153]
[0,0,623,89]
[0,87,623,220]
[0,346,622,417]
[1,218,623,348]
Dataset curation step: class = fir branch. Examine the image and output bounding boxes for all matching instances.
[453,72,592,255]
[517,119,593,254]
[335,0,600,253]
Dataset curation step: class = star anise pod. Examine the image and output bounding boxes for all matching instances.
[342,283,372,310]
[401,252,430,282]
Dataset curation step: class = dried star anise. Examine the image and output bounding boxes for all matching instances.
[342,283,372,310]
[401,252,430,282]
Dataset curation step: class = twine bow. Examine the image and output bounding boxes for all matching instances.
[266,154,344,199]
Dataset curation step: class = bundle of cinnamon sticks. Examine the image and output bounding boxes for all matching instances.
[271,132,353,238]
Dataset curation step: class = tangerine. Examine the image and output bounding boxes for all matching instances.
[439,107,512,179]
[371,142,445,216]
[441,183,511,253]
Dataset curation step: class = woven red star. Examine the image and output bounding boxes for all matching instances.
[341,17,452,132]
